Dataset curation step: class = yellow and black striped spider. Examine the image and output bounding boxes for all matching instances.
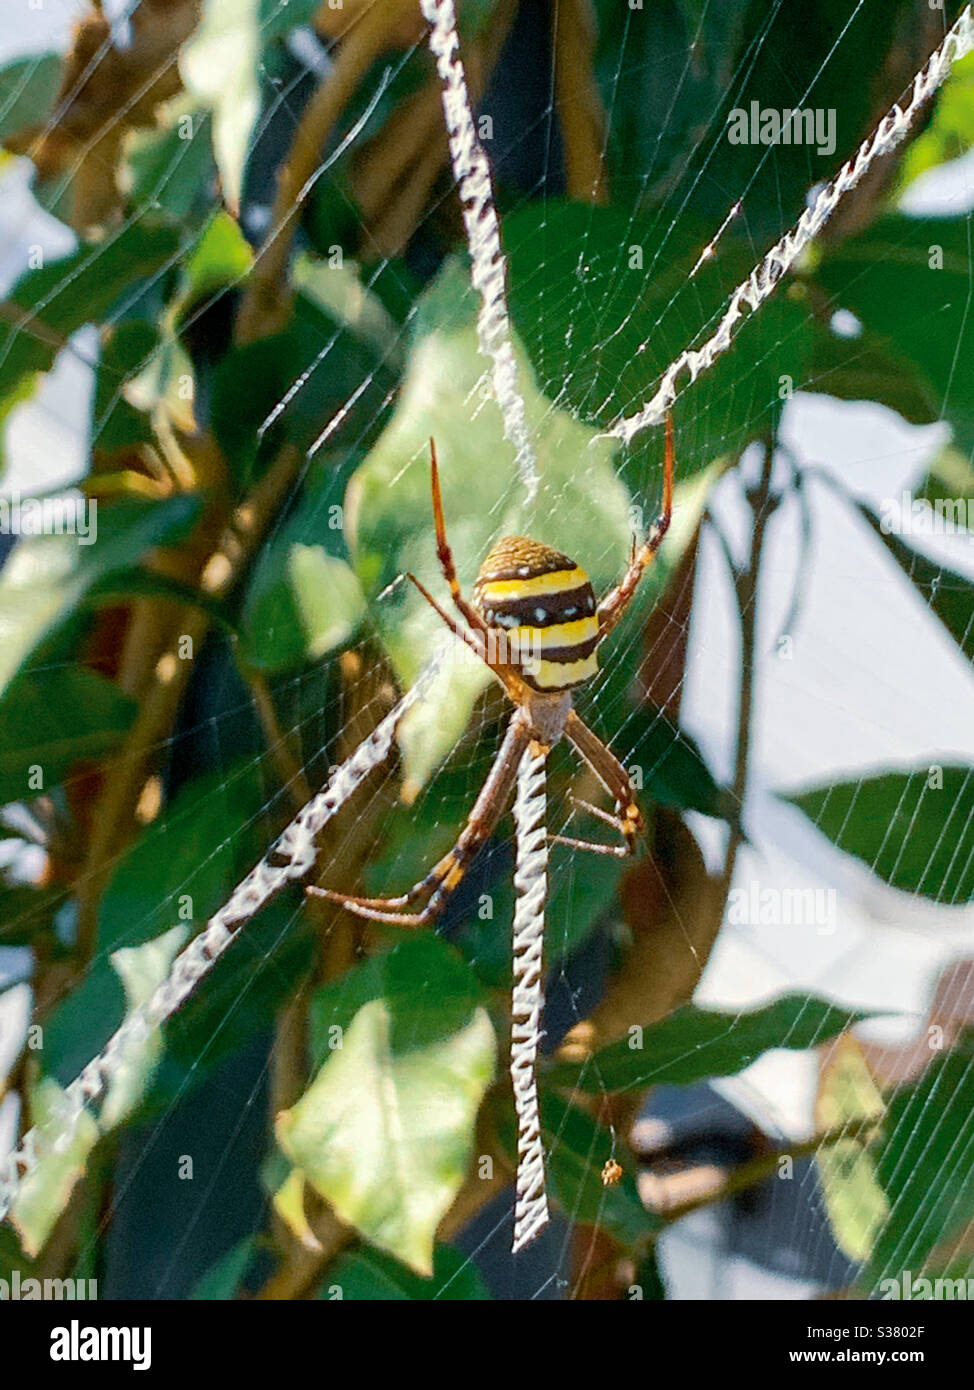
[307,416,674,928]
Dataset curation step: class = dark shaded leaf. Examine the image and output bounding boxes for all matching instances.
[320,1244,490,1301]
[853,496,974,661]
[815,215,974,453]
[548,994,864,1093]
[0,53,62,141]
[787,765,974,904]
[0,666,135,804]
[505,201,813,473]
[866,1038,974,1287]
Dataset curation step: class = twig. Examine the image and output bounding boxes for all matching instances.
[248,673,313,810]
[552,0,607,204]
[648,1119,880,1225]
[720,435,778,890]
[235,0,400,344]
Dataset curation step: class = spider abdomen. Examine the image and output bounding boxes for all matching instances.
[473,536,599,691]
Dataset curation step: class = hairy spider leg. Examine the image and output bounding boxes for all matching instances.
[306,718,530,926]
[561,708,645,854]
[548,794,633,858]
[597,412,674,638]
[429,437,492,637]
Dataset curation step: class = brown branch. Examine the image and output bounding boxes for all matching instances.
[73,443,303,958]
[248,673,313,810]
[552,0,608,204]
[647,1119,880,1225]
[235,0,401,344]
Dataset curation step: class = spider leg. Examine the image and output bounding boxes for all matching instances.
[406,571,486,659]
[429,437,492,637]
[549,798,633,857]
[564,708,644,854]
[307,716,530,927]
[597,411,674,639]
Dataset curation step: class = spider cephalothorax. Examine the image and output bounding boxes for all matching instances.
[473,537,600,693]
[307,419,674,926]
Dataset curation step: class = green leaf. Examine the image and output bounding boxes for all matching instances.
[278,938,495,1275]
[852,497,974,662]
[180,209,252,304]
[815,215,974,454]
[897,51,974,190]
[866,1039,974,1287]
[611,701,734,820]
[0,220,181,406]
[240,543,366,673]
[258,0,321,41]
[0,493,201,696]
[98,924,189,1131]
[125,108,217,223]
[349,258,633,794]
[190,1237,257,1299]
[787,765,974,905]
[210,291,396,484]
[42,760,279,1086]
[0,53,62,141]
[9,1078,99,1258]
[0,667,135,804]
[14,924,186,1252]
[505,200,813,471]
[805,328,940,427]
[320,1245,490,1301]
[814,1037,888,1263]
[548,994,864,1093]
[180,0,260,209]
[92,321,158,452]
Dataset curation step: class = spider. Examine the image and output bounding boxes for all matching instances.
[307,415,674,927]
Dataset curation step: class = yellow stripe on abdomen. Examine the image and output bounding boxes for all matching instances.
[477,567,588,603]
[522,652,599,690]
[515,615,599,651]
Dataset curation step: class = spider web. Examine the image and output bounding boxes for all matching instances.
[1,0,974,1302]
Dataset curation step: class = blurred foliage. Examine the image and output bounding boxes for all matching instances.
[0,0,971,1300]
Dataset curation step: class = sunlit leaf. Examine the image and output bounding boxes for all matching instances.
[814,1035,888,1262]
[0,494,201,695]
[181,0,260,210]
[279,936,495,1275]
[10,1079,99,1257]
[0,220,181,405]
